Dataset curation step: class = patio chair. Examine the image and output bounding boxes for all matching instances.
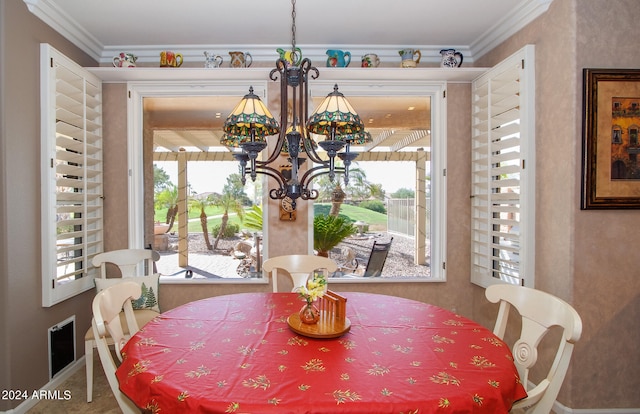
[263,255,337,292]
[485,284,582,414]
[362,237,393,277]
[85,248,160,402]
[91,281,143,414]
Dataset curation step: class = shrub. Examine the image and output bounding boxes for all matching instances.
[359,199,386,214]
[211,223,240,239]
[313,214,357,257]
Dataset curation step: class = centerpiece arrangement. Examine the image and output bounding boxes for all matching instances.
[287,272,352,338]
[297,271,328,324]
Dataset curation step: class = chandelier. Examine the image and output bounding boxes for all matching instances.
[221,0,364,210]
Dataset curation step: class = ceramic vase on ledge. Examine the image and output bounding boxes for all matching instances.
[299,302,320,324]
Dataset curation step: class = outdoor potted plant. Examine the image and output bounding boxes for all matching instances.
[313,214,356,257]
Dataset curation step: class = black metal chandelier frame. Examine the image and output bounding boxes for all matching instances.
[224,0,364,210]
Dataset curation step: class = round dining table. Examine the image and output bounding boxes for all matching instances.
[116,292,527,413]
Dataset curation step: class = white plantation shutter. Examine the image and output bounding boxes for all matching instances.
[41,44,103,306]
[471,45,535,288]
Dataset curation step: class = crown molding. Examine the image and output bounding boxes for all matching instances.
[23,0,103,61]
[470,0,553,59]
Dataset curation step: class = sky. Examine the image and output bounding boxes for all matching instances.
[155,160,418,196]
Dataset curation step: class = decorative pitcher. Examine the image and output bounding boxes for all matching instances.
[326,49,351,67]
[399,49,421,68]
[361,53,380,68]
[160,51,183,67]
[439,49,464,68]
[113,52,137,68]
[204,51,223,68]
[229,51,252,68]
[277,47,302,67]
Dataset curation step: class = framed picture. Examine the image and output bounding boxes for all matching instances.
[582,68,640,209]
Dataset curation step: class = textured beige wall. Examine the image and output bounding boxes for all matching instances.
[103,84,130,250]
[475,0,640,408]
[0,0,98,410]
[0,1,10,404]
[0,1,7,403]
[572,0,640,408]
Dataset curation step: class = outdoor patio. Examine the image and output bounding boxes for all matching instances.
[155,232,431,279]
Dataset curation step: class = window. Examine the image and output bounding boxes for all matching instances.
[127,78,448,282]
[40,44,103,306]
[471,45,535,288]
[630,126,638,146]
[308,84,441,281]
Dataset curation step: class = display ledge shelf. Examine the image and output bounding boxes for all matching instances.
[86,67,488,83]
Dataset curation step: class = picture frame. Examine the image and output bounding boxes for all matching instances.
[581,68,640,209]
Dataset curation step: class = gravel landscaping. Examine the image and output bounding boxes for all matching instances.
[163,231,432,278]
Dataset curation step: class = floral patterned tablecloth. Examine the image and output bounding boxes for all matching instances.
[116,292,527,413]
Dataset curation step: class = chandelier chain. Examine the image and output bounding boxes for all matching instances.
[291,0,296,52]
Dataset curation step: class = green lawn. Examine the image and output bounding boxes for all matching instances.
[155,202,388,234]
[189,215,245,233]
[159,214,245,233]
[314,203,387,230]
[154,205,228,223]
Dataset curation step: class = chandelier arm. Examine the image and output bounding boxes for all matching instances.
[299,164,338,186]
[300,165,351,188]
[295,67,304,133]
[302,66,309,130]
[269,63,283,82]
[280,65,290,128]
[302,139,327,164]
[255,136,286,166]
[256,73,288,167]
[302,59,319,80]
[250,164,289,185]
[257,63,291,166]
[242,166,290,201]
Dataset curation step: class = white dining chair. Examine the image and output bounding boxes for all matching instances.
[262,255,337,292]
[485,284,582,414]
[85,248,160,402]
[91,281,142,414]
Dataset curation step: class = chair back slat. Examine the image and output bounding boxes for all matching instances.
[486,284,582,414]
[92,248,159,279]
[91,281,142,414]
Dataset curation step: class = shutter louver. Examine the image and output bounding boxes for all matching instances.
[41,44,103,306]
[471,45,535,288]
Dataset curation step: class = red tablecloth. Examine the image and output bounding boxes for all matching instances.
[116,292,526,413]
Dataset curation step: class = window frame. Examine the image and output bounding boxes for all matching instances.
[127,78,448,283]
